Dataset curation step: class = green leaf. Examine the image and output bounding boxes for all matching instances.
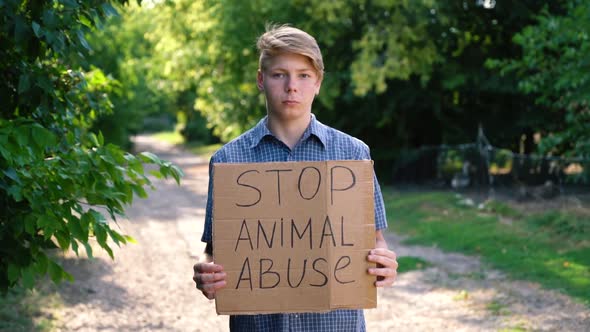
[55,230,70,250]
[71,239,79,256]
[47,261,63,283]
[3,168,20,183]
[171,165,184,185]
[123,235,137,244]
[101,3,119,17]
[22,267,35,289]
[8,185,23,202]
[79,14,93,29]
[32,21,42,37]
[94,223,107,247]
[24,214,37,234]
[18,74,31,94]
[139,151,160,164]
[149,169,164,179]
[132,184,147,198]
[104,244,114,260]
[35,253,49,275]
[84,242,94,259]
[68,216,86,241]
[31,125,57,149]
[7,264,20,283]
[88,132,100,147]
[76,30,92,51]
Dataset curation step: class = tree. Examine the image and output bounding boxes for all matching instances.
[488,0,590,159]
[82,1,575,180]
[0,0,182,292]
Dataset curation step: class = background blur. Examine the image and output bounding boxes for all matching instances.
[85,0,590,187]
[2,1,589,330]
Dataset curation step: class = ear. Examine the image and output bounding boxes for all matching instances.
[314,76,323,96]
[257,69,264,91]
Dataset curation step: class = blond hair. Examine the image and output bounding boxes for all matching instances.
[256,24,324,80]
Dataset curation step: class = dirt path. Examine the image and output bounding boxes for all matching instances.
[51,135,589,331]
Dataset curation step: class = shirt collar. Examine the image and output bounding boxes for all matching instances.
[249,114,328,149]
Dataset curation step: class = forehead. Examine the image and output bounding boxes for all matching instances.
[263,52,316,71]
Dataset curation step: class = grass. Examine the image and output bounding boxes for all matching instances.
[397,256,430,273]
[152,131,185,145]
[383,190,590,306]
[0,285,60,332]
[486,300,510,316]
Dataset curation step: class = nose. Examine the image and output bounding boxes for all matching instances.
[285,77,297,93]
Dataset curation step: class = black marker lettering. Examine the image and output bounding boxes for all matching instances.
[334,256,355,284]
[298,166,321,200]
[310,258,328,287]
[236,257,252,290]
[259,258,280,289]
[236,170,261,207]
[287,258,307,288]
[330,166,356,205]
[319,215,336,248]
[291,218,313,249]
[257,220,276,249]
[234,219,253,251]
[340,216,354,246]
[265,169,292,205]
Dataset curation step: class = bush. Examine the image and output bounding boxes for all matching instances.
[0,0,182,292]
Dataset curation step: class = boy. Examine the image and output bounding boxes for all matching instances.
[193,24,398,331]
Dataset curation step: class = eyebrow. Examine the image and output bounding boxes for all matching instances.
[270,67,315,72]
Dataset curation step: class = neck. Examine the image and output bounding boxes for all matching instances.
[267,113,311,150]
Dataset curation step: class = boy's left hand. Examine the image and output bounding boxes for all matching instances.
[367,248,398,287]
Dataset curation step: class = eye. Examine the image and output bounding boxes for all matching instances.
[300,73,311,78]
[271,73,285,78]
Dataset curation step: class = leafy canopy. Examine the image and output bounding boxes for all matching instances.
[0,0,183,292]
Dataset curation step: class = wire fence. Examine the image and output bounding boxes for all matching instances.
[390,128,590,200]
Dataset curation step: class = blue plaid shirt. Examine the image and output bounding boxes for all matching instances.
[201,114,387,332]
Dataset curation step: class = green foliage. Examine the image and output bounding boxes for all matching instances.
[384,190,590,305]
[0,285,59,331]
[488,0,590,158]
[397,256,431,273]
[83,0,581,172]
[83,1,585,173]
[0,0,183,292]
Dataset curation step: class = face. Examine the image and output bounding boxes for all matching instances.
[257,52,322,122]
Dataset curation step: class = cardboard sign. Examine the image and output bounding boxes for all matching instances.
[213,160,376,314]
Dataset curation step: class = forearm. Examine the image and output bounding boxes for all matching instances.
[204,242,213,262]
[375,230,389,249]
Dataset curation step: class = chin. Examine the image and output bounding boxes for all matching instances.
[278,110,310,121]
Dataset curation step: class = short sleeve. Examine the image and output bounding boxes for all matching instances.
[358,143,388,231]
[200,152,224,243]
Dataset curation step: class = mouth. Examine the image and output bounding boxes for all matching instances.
[282,100,299,105]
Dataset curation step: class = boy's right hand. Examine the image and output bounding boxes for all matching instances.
[193,262,227,300]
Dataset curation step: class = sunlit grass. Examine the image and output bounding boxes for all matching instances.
[152,130,185,145]
[384,190,590,305]
[0,286,61,332]
[151,130,222,160]
[397,256,430,273]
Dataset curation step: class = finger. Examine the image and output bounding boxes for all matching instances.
[199,280,227,294]
[367,254,398,268]
[194,263,224,274]
[375,275,397,287]
[369,248,397,260]
[368,267,397,278]
[194,271,227,285]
